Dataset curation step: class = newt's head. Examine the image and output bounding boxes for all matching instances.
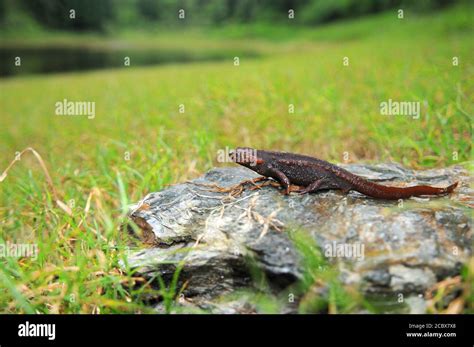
[229,147,265,169]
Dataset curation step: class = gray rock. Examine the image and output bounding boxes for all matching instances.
[125,163,472,312]
[405,296,428,314]
[389,265,436,293]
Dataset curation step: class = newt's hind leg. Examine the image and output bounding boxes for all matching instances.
[299,177,341,194]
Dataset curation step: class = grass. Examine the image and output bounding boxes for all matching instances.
[0,4,472,313]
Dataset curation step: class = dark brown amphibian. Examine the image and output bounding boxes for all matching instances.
[229,147,458,199]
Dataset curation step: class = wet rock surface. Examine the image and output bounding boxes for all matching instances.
[126,163,472,313]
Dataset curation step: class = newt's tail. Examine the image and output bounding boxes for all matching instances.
[326,163,459,200]
[352,181,458,200]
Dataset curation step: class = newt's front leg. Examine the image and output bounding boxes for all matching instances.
[267,167,291,195]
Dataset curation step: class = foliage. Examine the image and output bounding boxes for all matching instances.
[0,4,472,313]
[0,0,468,32]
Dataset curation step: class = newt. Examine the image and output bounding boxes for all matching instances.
[229,147,458,200]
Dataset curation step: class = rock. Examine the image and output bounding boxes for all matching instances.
[389,265,436,293]
[125,163,472,313]
[405,296,428,314]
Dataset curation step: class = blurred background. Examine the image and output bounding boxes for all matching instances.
[0,0,469,76]
[2,0,463,28]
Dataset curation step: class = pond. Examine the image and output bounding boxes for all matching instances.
[0,46,257,77]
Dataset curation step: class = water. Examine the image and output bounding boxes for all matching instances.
[0,46,256,77]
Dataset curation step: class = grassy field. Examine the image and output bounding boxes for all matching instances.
[0,4,472,313]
